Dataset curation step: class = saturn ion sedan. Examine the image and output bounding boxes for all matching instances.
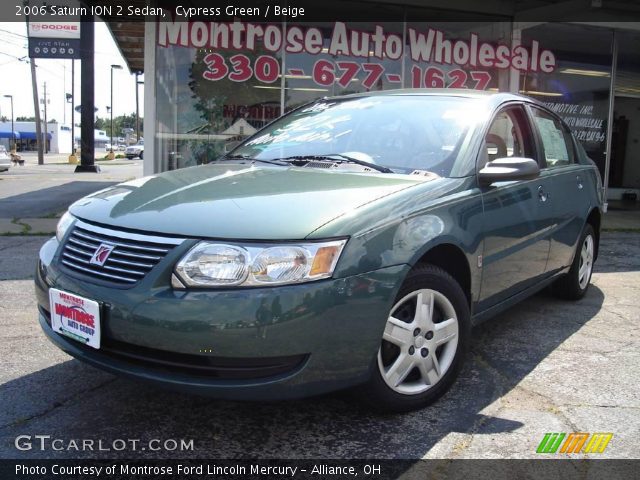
[35,90,603,412]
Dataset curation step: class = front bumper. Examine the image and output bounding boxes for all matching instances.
[35,236,408,400]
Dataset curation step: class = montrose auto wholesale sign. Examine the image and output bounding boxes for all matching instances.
[158,20,557,90]
[28,20,81,59]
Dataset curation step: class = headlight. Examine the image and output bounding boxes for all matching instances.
[175,244,249,286]
[174,239,347,288]
[55,212,75,242]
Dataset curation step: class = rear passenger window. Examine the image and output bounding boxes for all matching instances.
[531,108,575,168]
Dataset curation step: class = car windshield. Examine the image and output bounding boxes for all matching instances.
[228,95,482,177]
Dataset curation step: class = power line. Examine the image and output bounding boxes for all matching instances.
[0,51,28,62]
[0,59,23,67]
[0,28,27,39]
[35,64,65,80]
[0,35,28,48]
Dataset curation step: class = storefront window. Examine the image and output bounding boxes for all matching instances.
[155,10,615,175]
[155,20,282,170]
[283,17,404,110]
[520,24,613,178]
[404,20,512,93]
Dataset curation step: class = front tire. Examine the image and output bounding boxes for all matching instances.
[553,224,596,300]
[362,265,470,413]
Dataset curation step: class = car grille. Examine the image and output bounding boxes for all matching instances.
[61,220,184,286]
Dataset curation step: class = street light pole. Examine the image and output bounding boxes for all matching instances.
[71,59,75,156]
[3,95,14,153]
[109,64,122,158]
[135,71,140,143]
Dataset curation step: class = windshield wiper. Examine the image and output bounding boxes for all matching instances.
[219,154,288,166]
[271,154,393,173]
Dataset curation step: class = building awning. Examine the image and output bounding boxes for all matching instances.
[0,131,19,139]
[18,131,52,140]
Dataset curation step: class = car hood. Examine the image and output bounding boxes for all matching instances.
[69,164,430,240]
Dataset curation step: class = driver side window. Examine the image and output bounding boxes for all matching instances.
[480,107,533,169]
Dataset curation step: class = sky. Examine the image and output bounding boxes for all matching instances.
[0,20,144,124]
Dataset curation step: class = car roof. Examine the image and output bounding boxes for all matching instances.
[325,88,543,108]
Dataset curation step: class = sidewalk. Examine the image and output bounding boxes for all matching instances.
[0,154,143,235]
[602,209,640,230]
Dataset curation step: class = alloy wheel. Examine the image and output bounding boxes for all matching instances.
[378,288,459,395]
[578,234,594,290]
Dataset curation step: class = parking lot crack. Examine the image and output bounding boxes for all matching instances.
[471,346,583,435]
[564,403,640,410]
[599,306,634,325]
[444,350,510,457]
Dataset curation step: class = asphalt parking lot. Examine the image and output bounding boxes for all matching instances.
[0,232,638,460]
[0,156,143,219]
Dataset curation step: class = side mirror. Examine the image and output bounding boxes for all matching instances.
[224,141,241,153]
[478,157,540,186]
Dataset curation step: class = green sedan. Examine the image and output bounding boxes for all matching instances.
[35,90,603,412]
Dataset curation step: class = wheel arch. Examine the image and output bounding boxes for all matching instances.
[411,242,472,307]
[586,207,601,260]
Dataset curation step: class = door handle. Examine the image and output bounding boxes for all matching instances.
[538,185,548,202]
[577,175,584,190]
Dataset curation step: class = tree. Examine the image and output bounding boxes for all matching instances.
[187,46,280,163]
[95,113,143,139]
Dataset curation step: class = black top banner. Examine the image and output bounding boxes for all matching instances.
[1,0,640,23]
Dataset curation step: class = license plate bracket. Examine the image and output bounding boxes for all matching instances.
[49,288,101,349]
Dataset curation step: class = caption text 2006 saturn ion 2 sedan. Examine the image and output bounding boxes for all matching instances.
[35,90,603,412]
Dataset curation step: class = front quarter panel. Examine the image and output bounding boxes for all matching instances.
[316,177,484,303]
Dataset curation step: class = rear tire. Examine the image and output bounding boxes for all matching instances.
[139,151,143,160]
[361,265,470,413]
[553,224,595,300]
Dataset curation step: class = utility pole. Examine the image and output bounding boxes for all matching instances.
[71,59,75,157]
[43,81,48,154]
[135,71,140,142]
[3,95,14,153]
[109,64,122,159]
[63,63,66,125]
[30,59,44,165]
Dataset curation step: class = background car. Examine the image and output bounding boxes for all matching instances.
[36,91,603,412]
[125,141,144,159]
[0,145,11,172]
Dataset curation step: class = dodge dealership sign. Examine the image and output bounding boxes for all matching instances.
[28,21,81,59]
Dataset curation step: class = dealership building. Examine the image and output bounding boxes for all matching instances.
[102,0,640,201]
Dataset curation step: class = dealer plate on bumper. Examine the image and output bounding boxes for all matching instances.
[49,288,101,349]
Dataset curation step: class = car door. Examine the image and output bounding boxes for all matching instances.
[477,104,553,309]
[527,105,590,274]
